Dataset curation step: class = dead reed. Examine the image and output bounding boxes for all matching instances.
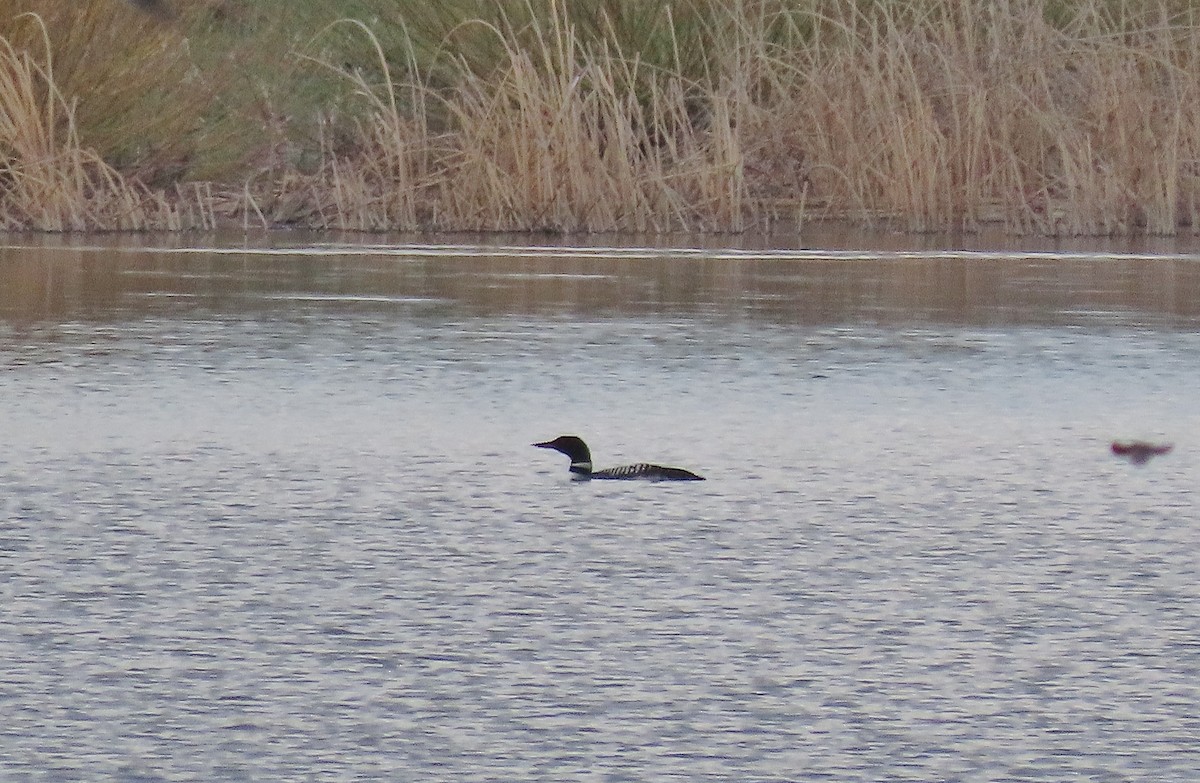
[754,0,1200,234]
[0,13,183,231]
[303,4,746,233]
[3,0,1200,235]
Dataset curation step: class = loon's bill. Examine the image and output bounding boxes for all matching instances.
[533,435,704,481]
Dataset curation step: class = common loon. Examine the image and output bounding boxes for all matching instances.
[1111,440,1173,465]
[533,435,705,481]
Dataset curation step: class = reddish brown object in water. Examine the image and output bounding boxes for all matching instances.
[1111,441,1173,465]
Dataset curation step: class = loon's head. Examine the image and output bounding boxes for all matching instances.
[533,435,591,460]
[533,435,593,475]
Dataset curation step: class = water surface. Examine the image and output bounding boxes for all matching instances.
[2,234,1198,781]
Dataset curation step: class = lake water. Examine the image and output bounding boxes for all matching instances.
[2,233,1198,781]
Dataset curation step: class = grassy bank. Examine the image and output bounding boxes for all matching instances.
[3,0,1200,235]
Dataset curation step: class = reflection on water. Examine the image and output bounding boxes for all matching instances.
[5,233,1200,326]
[1,235,1198,782]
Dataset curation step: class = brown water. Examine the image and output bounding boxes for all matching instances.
[2,233,1198,781]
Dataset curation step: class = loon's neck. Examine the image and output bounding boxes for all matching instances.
[569,461,593,478]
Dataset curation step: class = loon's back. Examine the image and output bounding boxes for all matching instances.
[533,435,705,481]
[591,463,705,481]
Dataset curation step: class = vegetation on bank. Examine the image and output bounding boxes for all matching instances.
[3,0,1200,235]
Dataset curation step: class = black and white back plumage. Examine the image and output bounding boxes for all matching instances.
[533,435,704,481]
[590,463,705,480]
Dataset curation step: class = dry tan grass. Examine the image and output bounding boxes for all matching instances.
[4,0,1200,235]
[302,7,746,233]
[751,0,1200,235]
[302,20,432,231]
[0,13,185,231]
[427,26,741,232]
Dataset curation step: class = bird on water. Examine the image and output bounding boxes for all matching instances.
[1111,441,1173,465]
[533,435,705,481]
